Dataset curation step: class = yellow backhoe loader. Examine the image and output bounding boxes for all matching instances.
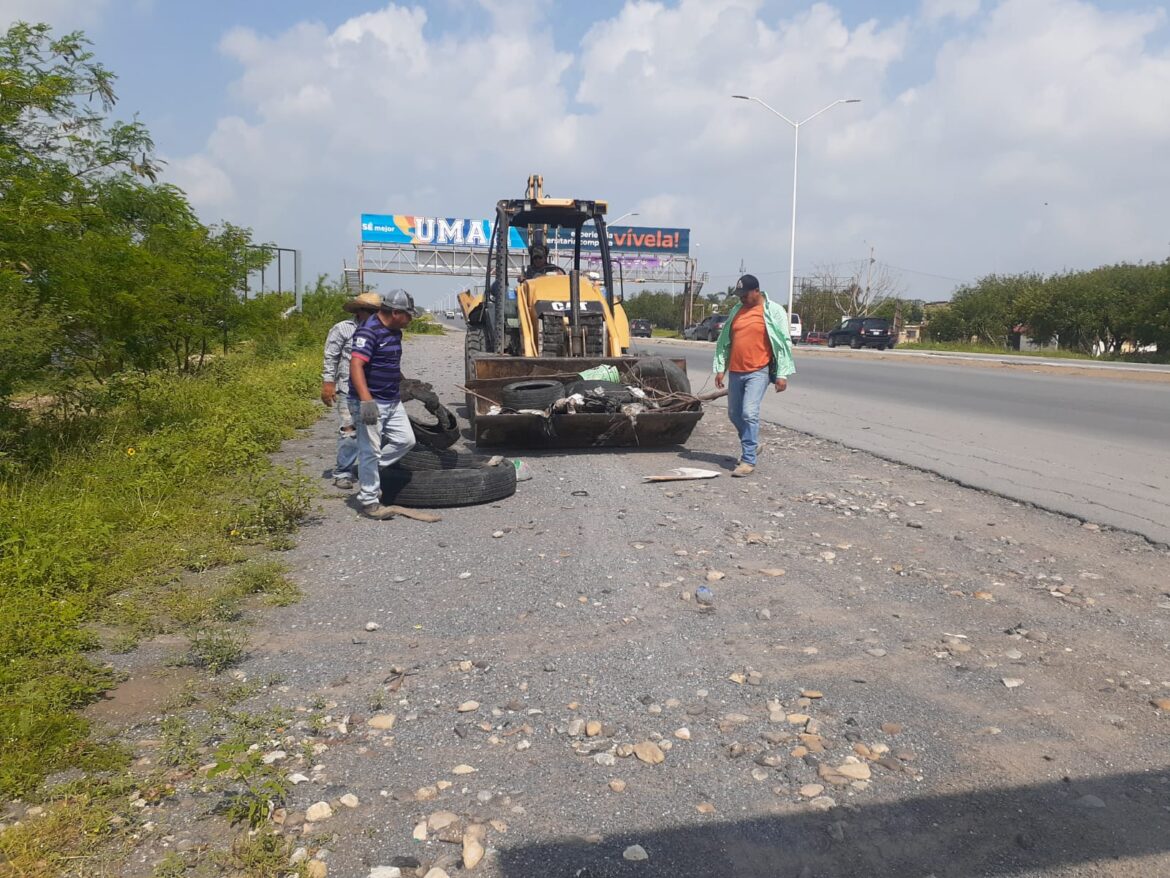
[458,175,703,448]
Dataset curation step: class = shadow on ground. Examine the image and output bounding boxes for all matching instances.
[496,768,1170,877]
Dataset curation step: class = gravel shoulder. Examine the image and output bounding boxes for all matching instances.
[94,331,1170,877]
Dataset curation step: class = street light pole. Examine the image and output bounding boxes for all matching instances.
[610,210,639,225]
[732,95,860,323]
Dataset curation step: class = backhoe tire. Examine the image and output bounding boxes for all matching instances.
[464,325,488,422]
[396,446,489,472]
[465,326,487,382]
[380,464,517,508]
[500,379,565,411]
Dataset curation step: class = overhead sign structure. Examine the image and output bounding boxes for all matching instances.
[361,214,689,255]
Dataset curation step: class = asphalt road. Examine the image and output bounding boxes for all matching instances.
[637,338,1170,545]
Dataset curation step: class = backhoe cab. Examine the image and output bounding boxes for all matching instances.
[460,174,630,362]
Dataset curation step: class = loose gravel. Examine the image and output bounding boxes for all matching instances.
[81,331,1170,877]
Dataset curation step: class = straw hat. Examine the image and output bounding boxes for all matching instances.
[342,292,383,313]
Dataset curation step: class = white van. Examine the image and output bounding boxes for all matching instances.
[789,312,802,341]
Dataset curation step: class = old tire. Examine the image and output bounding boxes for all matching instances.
[409,403,460,450]
[630,358,691,395]
[500,379,565,410]
[396,446,490,472]
[380,464,517,508]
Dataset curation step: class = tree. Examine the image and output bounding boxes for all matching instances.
[808,258,904,320]
[941,273,1038,347]
[922,304,968,342]
[871,298,924,326]
[623,290,684,328]
[793,283,845,332]
[0,21,272,418]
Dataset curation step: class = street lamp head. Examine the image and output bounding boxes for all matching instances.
[844,98,862,103]
[731,94,752,100]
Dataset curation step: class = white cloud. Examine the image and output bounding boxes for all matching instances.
[166,0,1170,303]
[921,0,980,23]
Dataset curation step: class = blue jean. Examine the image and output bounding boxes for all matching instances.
[332,398,357,480]
[727,368,769,466]
[347,399,416,507]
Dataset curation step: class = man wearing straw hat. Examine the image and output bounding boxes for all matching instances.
[321,292,382,489]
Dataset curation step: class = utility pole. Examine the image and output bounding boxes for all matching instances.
[864,244,875,315]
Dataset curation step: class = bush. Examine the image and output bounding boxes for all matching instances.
[0,348,322,797]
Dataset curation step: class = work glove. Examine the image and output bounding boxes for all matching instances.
[416,389,441,413]
[360,400,380,425]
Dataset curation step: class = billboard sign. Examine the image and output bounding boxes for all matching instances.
[361,214,526,249]
[546,225,689,255]
[361,214,690,255]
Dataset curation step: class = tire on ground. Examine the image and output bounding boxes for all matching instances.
[500,379,565,410]
[396,446,490,472]
[380,464,517,508]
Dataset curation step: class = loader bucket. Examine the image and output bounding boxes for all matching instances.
[465,356,704,449]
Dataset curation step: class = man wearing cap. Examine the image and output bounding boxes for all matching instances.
[321,292,382,489]
[522,244,564,279]
[712,274,795,477]
[348,289,418,518]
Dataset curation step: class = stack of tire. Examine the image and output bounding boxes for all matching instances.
[380,392,517,509]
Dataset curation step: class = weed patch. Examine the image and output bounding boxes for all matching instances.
[0,349,320,797]
[187,627,247,674]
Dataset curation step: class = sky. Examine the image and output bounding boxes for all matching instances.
[5,0,1170,309]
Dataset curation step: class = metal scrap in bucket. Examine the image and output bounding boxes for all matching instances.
[643,467,722,482]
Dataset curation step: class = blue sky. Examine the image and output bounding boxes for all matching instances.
[5,0,1170,308]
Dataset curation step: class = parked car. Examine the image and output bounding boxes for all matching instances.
[827,317,894,350]
[789,312,802,341]
[685,313,727,342]
[444,310,456,319]
[630,318,652,338]
[802,330,829,345]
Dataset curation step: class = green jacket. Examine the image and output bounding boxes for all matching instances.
[712,293,796,380]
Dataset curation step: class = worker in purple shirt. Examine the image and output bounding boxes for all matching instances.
[348,289,417,519]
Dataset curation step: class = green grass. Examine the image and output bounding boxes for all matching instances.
[897,340,1096,359]
[0,347,322,798]
[650,328,680,338]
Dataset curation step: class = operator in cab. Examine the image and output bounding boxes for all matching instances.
[521,243,565,280]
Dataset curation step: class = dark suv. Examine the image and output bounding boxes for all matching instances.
[827,317,894,350]
[630,318,652,338]
[686,313,727,342]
